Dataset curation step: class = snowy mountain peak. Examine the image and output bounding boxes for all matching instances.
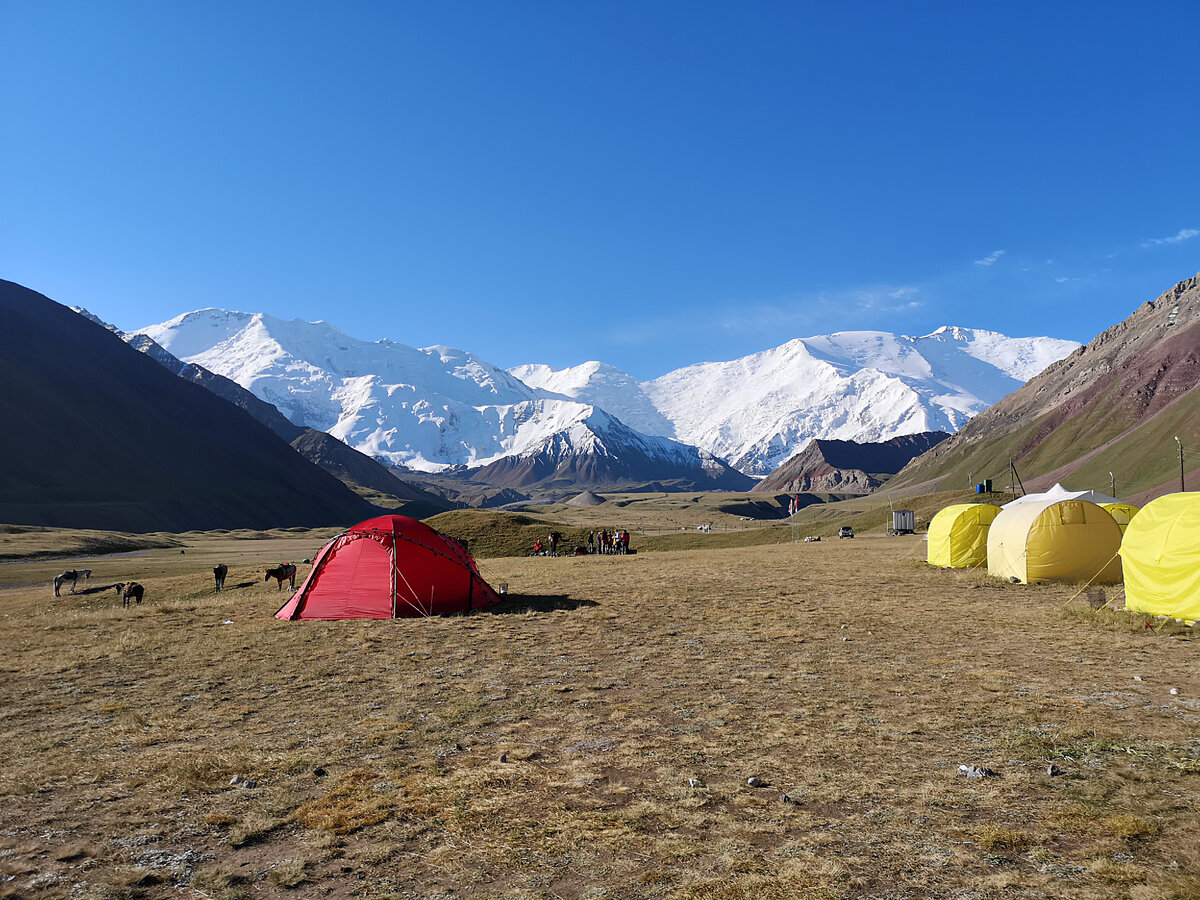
[513,325,1080,476]
[129,306,1079,482]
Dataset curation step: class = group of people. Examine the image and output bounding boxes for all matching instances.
[531,528,633,556]
[588,528,630,555]
[532,530,564,556]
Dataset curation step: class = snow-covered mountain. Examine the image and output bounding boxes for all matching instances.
[136,309,1077,482]
[513,327,1079,475]
[135,310,748,488]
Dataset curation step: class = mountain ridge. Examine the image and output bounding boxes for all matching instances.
[0,280,377,532]
[139,310,1077,482]
[889,273,1200,502]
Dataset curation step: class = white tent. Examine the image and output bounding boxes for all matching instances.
[1003,483,1121,509]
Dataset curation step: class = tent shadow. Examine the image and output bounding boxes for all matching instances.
[487,593,597,614]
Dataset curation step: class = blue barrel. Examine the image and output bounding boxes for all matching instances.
[975,483,984,494]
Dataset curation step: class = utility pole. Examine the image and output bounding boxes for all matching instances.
[1175,437,1185,492]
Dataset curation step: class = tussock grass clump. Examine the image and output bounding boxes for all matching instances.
[293,771,407,835]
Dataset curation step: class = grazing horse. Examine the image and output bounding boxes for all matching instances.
[265,563,297,591]
[54,569,92,596]
[213,564,228,592]
[114,582,144,607]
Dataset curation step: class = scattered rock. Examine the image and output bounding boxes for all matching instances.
[499,753,508,763]
[1133,675,1143,682]
[957,764,999,779]
[746,776,764,788]
[780,793,797,804]
[313,767,327,777]
[229,775,243,786]
[132,849,215,889]
[1170,687,1179,695]
[688,778,701,788]
[1008,576,1020,583]
[1047,764,1064,777]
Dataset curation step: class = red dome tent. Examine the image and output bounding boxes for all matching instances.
[275,515,502,620]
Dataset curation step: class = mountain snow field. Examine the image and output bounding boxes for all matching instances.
[136,309,1078,477]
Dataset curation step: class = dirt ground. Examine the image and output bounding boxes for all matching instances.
[0,529,1197,899]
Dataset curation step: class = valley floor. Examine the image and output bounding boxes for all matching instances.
[0,532,1197,899]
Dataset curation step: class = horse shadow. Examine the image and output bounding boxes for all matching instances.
[486,593,597,614]
[77,584,116,596]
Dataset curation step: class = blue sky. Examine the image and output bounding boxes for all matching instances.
[3,1,1198,379]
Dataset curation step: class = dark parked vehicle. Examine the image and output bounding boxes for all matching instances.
[838,526,855,539]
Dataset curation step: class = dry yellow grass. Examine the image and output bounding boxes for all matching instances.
[0,526,1197,899]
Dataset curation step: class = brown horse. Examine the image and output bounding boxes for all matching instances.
[265,563,297,591]
[114,582,144,607]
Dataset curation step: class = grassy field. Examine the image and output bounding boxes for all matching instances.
[0,517,1197,899]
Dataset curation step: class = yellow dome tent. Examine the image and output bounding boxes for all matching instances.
[927,503,1001,567]
[1119,493,1200,622]
[1101,502,1140,534]
[987,498,1122,584]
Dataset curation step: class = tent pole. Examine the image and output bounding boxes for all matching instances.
[1010,459,1025,499]
[391,522,398,618]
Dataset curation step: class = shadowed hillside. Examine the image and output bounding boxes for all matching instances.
[0,280,378,532]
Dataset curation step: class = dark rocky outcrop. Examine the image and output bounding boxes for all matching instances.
[756,432,951,494]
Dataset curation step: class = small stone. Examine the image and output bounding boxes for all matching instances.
[842,637,851,642]
[688,778,701,788]
[1169,687,1179,695]
[499,753,508,763]
[313,767,327,777]
[1009,576,1020,583]
[454,743,463,751]
[242,779,258,789]
[746,776,763,788]
[957,764,999,779]
[780,793,795,804]
[1133,675,1143,682]
[1047,764,1064,777]
[229,775,243,786]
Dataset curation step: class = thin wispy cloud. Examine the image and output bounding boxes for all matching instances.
[1142,228,1198,248]
[974,249,1006,266]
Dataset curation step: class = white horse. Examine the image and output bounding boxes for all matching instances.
[53,569,91,596]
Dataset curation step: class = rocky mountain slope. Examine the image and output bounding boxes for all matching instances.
[890,273,1200,502]
[755,432,950,494]
[128,331,450,515]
